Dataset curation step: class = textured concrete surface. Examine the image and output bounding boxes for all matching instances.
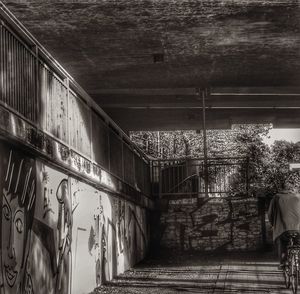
[3,0,300,130]
[3,0,300,90]
[91,251,291,294]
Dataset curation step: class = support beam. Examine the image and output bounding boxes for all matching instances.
[200,88,209,198]
[104,108,300,131]
[94,94,300,108]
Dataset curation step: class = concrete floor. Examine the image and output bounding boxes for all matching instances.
[93,250,291,294]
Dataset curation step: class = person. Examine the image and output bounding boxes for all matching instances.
[268,174,300,268]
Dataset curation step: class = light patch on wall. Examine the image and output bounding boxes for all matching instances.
[71,179,102,294]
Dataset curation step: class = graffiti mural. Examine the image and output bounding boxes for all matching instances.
[71,179,102,294]
[0,143,36,294]
[26,162,71,294]
[114,199,148,275]
[0,141,150,294]
[160,196,263,252]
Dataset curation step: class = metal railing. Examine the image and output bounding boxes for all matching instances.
[150,157,249,198]
[0,4,150,197]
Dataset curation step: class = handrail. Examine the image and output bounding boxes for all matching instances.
[151,156,246,163]
[151,156,249,197]
[0,1,149,163]
[167,174,197,193]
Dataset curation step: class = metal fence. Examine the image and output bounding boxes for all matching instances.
[0,10,150,196]
[0,24,37,121]
[150,157,249,198]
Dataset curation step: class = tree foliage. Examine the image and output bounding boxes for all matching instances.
[130,124,271,159]
[265,140,300,194]
[130,125,300,197]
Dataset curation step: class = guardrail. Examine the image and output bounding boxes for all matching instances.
[150,157,249,198]
[0,3,150,197]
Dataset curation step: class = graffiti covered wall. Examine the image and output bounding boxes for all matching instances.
[0,142,36,294]
[29,162,70,294]
[160,196,264,252]
[114,198,149,275]
[71,179,150,293]
[0,141,150,294]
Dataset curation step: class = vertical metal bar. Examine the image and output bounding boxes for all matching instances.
[3,27,6,104]
[167,164,170,194]
[10,33,14,109]
[4,28,7,104]
[24,45,28,117]
[158,160,162,198]
[41,64,45,130]
[150,161,153,195]
[89,101,93,160]
[66,77,70,147]
[108,125,111,172]
[6,29,9,105]
[30,51,34,120]
[9,34,16,109]
[11,32,13,108]
[34,46,39,124]
[246,157,250,196]
[121,139,124,181]
[177,161,179,194]
[28,49,31,120]
[214,165,217,193]
[23,45,26,116]
[12,35,15,110]
[11,33,14,108]
[17,37,20,114]
[31,53,34,121]
[28,52,36,122]
[198,88,209,198]
[50,70,53,135]
[16,40,19,113]
[0,22,3,103]
[47,68,50,132]
[21,42,24,116]
[133,152,136,190]
[16,41,20,114]
[7,31,10,106]
[157,131,160,157]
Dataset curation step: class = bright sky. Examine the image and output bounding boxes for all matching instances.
[263,128,300,146]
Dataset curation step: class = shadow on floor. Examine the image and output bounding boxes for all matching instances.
[92,250,290,294]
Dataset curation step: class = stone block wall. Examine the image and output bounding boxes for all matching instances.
[160,196,264,251]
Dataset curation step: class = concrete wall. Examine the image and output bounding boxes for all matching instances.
[160,196,264,252]
[0,141,149,294]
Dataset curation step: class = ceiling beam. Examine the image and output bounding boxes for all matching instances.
[89,87,300,96]
[103,108,300,131]
[92,94,300,108]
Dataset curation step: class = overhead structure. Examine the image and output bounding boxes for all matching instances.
[3,0,300,131]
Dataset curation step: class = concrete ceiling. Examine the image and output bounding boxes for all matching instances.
[3,0,300,131]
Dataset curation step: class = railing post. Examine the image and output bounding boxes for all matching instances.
[158,160,162,198]
[197,88,209,198]
[66,77,70,147]
[34,45,39,126]
[246,157,250,196]
[0,21,3,103]
[121,137,125,181]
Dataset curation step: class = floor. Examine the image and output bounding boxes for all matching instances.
[93,250,291,294]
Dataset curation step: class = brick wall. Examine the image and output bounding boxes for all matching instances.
[160,196,265,251]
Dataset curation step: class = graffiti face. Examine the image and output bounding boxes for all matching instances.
[2,188,25,291]
[56,179,72,294]
[57,180,71,250]
[0,147,36,294]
